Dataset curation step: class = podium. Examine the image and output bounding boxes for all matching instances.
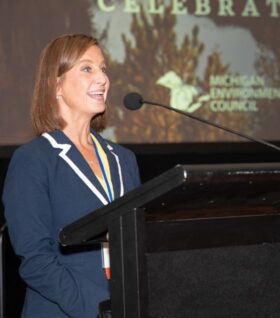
[60,163,280,317]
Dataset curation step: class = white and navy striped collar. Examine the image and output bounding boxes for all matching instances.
[42,130,124,205]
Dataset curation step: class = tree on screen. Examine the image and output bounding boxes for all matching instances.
[106,5,252,143]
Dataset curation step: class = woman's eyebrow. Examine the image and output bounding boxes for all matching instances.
[77,59,94,64]
[77,59,106,65]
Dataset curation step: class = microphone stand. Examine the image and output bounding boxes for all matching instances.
[142,99,280,152]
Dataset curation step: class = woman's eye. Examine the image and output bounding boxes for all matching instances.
[101,66,107,74]
[82,66,92,73]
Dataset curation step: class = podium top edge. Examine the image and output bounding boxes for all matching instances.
[180,162,280,171]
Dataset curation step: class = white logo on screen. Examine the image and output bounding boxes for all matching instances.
[157,71,209,113]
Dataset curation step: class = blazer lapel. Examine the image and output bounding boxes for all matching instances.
[42,130,109,205]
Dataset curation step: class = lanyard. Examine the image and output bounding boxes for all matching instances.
[91,135,113,203]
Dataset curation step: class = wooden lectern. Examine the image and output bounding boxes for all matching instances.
[60,163,280,317]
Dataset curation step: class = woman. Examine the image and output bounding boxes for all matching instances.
[2,34,140,317]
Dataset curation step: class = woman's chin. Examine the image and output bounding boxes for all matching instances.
[90,104,106,116]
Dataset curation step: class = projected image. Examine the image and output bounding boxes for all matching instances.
[90,1,280,143]
[0,0,279,144]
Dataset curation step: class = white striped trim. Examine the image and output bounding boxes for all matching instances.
[42,132,109,205]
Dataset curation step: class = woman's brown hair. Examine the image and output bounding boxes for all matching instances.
[31,34,107,135]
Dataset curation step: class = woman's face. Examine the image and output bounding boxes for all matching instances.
[56,45,109,122]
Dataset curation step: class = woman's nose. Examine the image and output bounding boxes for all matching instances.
[94,69,107,84]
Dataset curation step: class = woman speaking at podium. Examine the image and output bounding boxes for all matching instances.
[2,34,140,317]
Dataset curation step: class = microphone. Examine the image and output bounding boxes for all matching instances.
[123,92,143,110]
[123,92,280,152]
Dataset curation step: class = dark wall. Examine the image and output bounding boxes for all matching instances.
[130,142,280,182]
[0,150,13,225]
[0,147,25,317]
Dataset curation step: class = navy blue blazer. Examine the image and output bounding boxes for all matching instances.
[2,129,140,318]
